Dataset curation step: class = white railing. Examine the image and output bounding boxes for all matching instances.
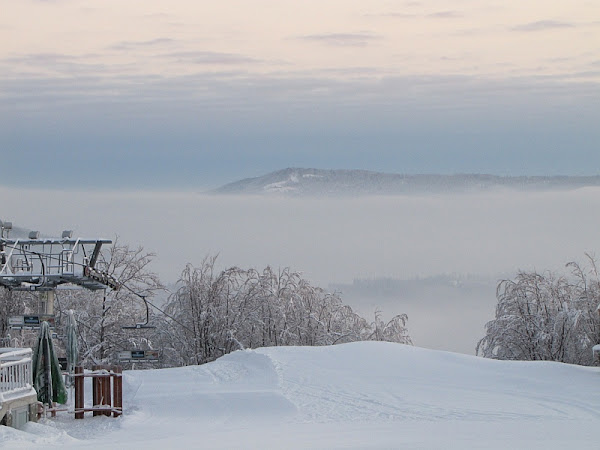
[0,348,34,403]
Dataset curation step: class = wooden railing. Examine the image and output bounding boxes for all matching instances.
[74,366,123,419]
[0,348,33,402]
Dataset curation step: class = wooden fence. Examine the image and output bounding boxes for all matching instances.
[74,365,122,418]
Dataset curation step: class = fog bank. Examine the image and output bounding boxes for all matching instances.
[2,187,598,353]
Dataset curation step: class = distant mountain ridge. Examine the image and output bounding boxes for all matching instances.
[211,168,600,196]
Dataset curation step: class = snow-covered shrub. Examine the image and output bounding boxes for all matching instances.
[477,256,600,365]
[161,257,412,366]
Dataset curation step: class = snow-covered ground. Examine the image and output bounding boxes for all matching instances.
[2,342,599,449]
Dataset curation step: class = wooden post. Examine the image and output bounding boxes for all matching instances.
[92,365,101,416]
[102,368,111,417]
[113,366,122,417]
[74,366,84,419]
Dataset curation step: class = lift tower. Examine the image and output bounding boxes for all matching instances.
[0,223,118,294]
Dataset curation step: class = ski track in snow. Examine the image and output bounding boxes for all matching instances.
[2,342,600,449]
[260,343,600,424]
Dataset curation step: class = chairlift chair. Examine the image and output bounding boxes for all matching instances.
[121,294,156,330]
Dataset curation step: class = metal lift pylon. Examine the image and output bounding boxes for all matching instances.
[0,223,119,292]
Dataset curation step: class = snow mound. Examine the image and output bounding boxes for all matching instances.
[2,342,600,449]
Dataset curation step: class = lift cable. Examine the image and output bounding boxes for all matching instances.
[117,282,196,335]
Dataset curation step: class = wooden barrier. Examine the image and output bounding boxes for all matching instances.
[74,365,122,419]
[74,367,84,419]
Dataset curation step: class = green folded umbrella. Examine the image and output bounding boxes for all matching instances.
[32,321,67,406]
[65,310,79,380]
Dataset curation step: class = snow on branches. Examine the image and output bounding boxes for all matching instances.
[0,247,411,368]
[477,255,600,365]
[161,257,412,366]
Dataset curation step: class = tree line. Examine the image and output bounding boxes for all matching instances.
[0,241,412,367]
[4,240,598,367]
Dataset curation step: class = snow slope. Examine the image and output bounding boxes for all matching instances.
[2,342,599,449]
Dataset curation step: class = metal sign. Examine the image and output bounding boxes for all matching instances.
[23,315,40,326]
[131,350,145,359]
[58,357,68,371]
[8,316,24,326]
[8,315,55,329]
[117,350,159,362]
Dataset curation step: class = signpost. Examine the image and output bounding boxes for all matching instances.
[8,315,55,329]
[117,350,159,363]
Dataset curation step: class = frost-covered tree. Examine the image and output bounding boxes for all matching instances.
[3,247,411,368]
[369,310,411,344]
[0,289,32,346]
[477,255,600,366]
[565,258,600,361]
[57,239,163,365]
[162,257,412,366]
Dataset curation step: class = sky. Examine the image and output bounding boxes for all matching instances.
[1,0,599,189]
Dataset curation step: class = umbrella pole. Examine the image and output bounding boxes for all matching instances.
[44,335,53,410]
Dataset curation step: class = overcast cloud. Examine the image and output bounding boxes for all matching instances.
[2,70,598,188]
[511,20,575,32]
[1,1,598,188]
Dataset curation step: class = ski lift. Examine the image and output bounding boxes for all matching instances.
[0,221,117,291]
[121,293,156,330]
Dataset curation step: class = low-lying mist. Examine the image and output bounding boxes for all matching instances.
[3,186,599,354]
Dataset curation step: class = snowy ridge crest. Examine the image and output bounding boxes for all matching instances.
[211,168,600,196]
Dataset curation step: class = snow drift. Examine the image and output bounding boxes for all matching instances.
[1,342,599,449]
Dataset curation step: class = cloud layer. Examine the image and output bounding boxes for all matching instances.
[1,1,598,189]
[512,20,574,32]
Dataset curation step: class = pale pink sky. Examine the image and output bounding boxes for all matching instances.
[3,0,599,81]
